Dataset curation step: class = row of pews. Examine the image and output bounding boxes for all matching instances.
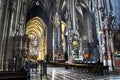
[65,63,109,75]
[48,61,109,75]
[0,69,29,80]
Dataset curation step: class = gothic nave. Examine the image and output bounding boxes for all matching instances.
[0,0,120,80]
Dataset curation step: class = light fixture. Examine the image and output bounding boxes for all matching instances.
[99,30,103,34]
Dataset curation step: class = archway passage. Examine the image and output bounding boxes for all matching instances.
[26,17,47,61]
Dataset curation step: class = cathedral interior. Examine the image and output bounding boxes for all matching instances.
[0,0,120,80]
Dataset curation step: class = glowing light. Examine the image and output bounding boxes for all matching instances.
[72,41,78,46]
[26,17,47,60]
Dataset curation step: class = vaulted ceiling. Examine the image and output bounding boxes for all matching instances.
[26,0,89,23]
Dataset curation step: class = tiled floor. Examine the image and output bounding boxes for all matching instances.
[47,67,120,80]
[28,67,120,80]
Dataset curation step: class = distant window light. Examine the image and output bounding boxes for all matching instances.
[36,1,39,5]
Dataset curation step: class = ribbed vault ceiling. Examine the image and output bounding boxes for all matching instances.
[26,17,47,60]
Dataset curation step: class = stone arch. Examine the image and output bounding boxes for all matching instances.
[26,17,47,60]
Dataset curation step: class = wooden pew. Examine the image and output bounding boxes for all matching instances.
[0,70,29,80]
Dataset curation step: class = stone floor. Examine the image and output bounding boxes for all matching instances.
[47,67,120,80]
[29,67,120,80]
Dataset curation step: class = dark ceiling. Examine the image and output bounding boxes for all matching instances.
[26,0,89,25]
[26,5,49,23]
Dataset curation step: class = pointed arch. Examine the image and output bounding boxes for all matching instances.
[26,17,47,60]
